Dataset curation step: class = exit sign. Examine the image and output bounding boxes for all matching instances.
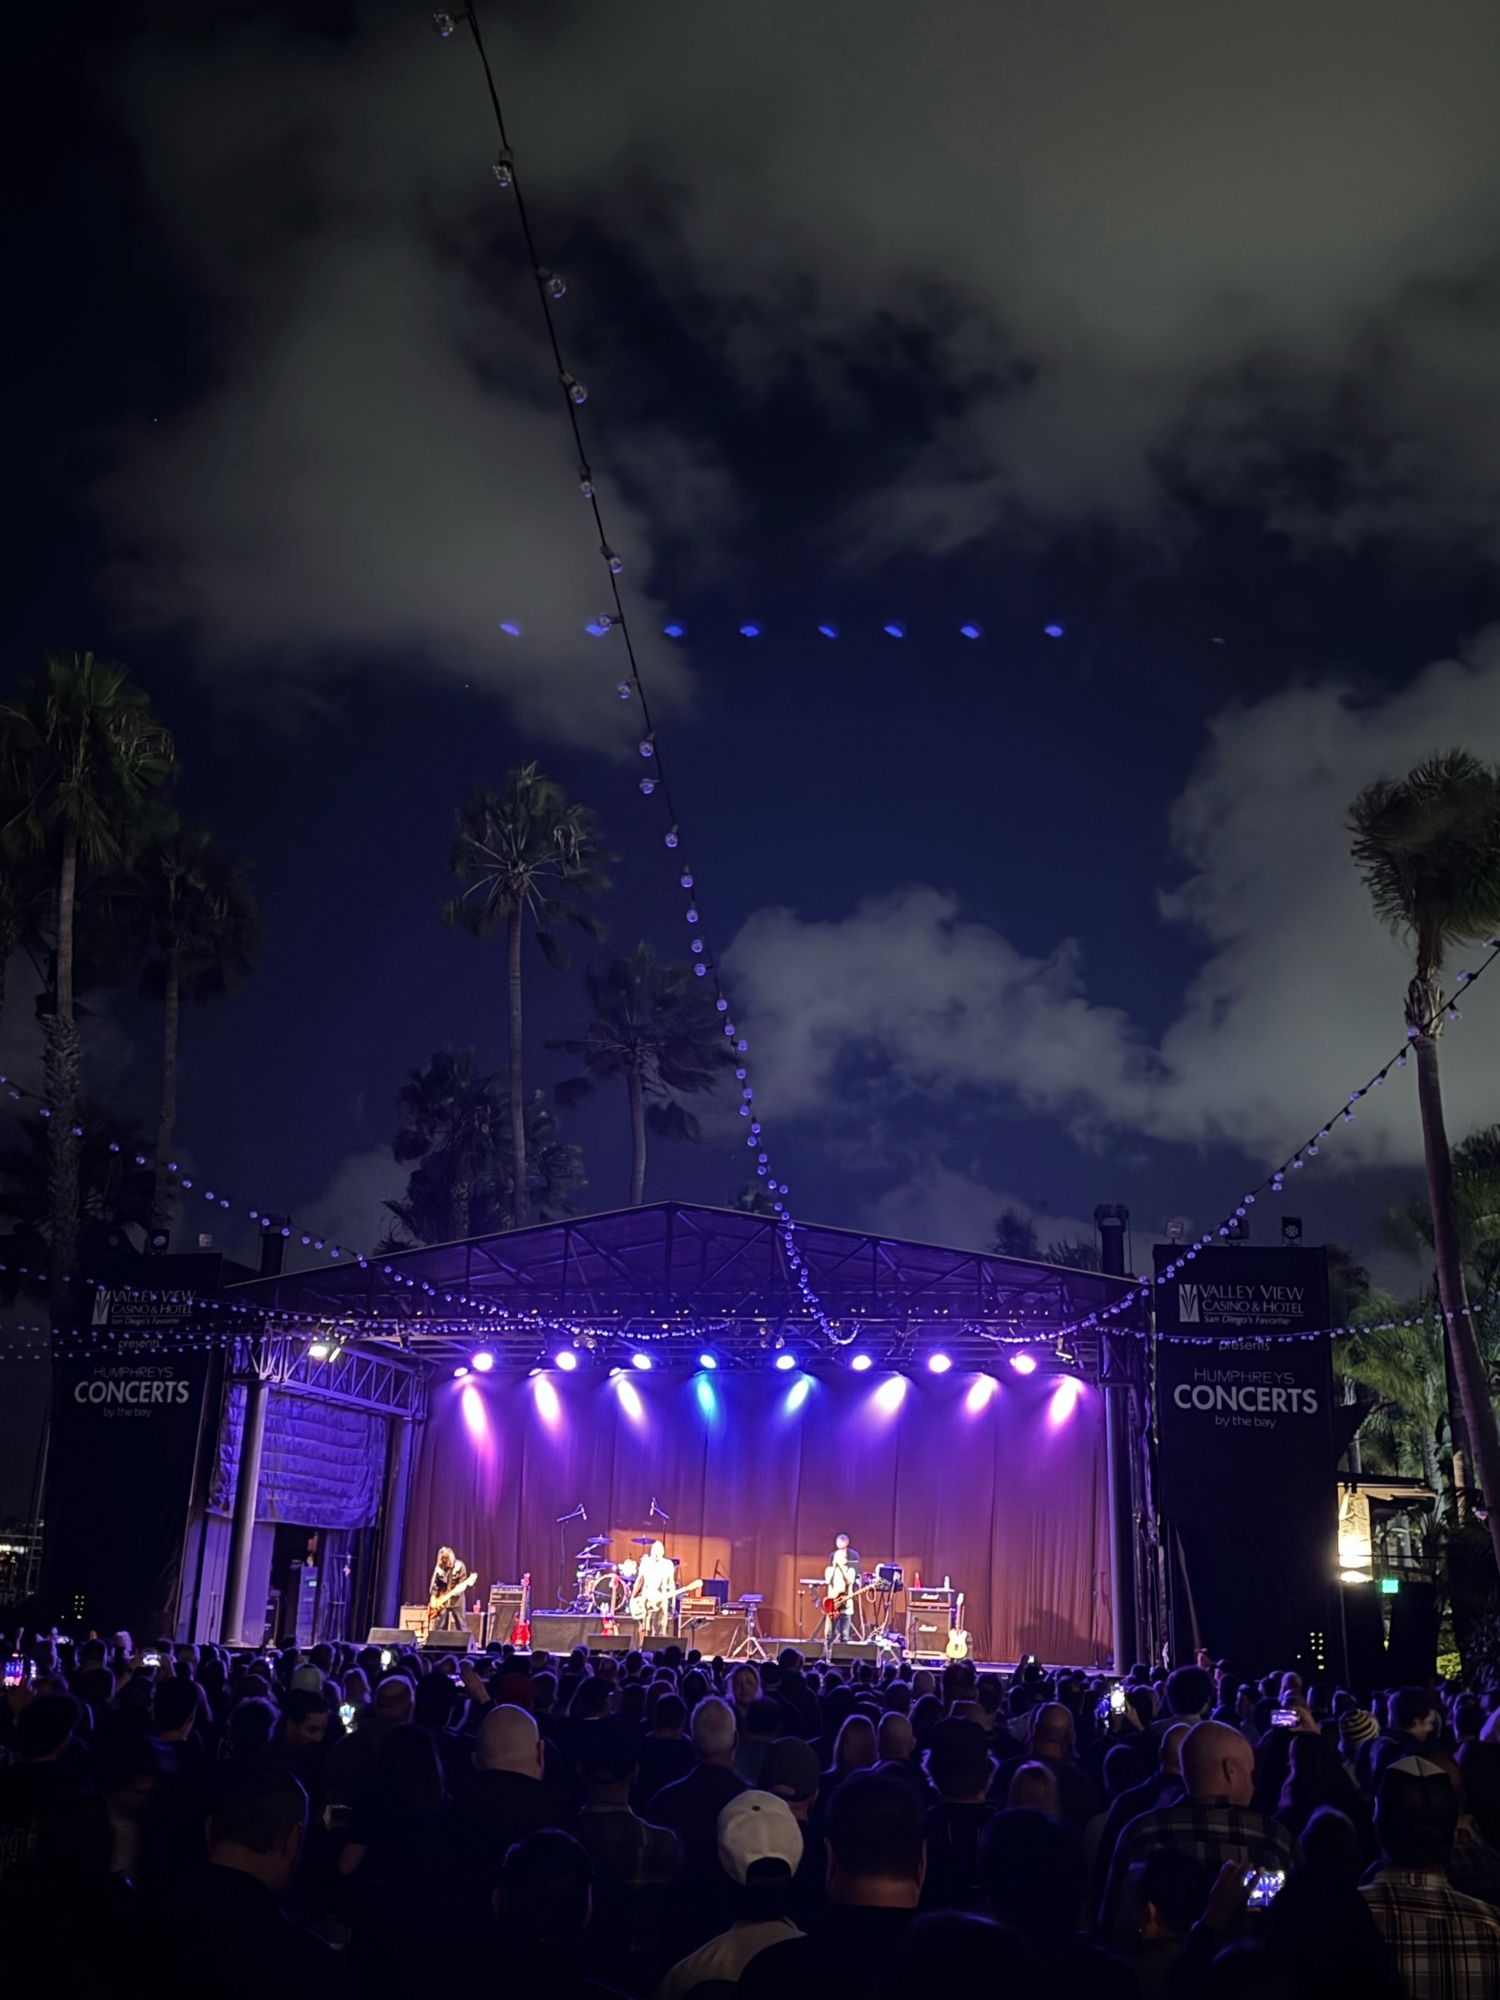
[1379,1577,1401,1595]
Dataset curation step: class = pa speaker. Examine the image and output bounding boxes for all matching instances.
[365,1627,421,1648]
[1387,1581,1439,1683]
[422,1628,476,1654]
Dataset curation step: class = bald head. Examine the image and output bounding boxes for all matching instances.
[475,1703,543,1780]
[1183,1721,1254,1806]
[1030,1703,1076,1760]
[1161,1722,1192,1777]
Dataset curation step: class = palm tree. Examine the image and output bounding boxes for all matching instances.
[1350,749,1500,1572]
[728,1181,778,1217]
[991,1209,1042,1259]
[122,819,258,1232]
[0,654,174,1306]
[0,1104,156,1296]
[383,1073,584,1247]
[391,1048,501,1242]
[551,943,735,1205]
[444,766,610,1228]
[1336,1315,1449,1504]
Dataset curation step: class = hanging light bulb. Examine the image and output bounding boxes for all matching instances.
[433,8,461,37]
[492,150,514,185]
[560,373,588,404]
[537,267,567,299]
[640,777,656,795]
[617,681,633,700]
[578,466,594,498]
[601,546,623,574]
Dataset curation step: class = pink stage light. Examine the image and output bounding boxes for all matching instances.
[927,1352,952,1375]
[533,1375,562,1426]
[1048,1377,1083,1426]
[471,1350,495,1373]
[965,1374,997,1413]
[460,1383,489,1441]
[873,1374,907,1415]
[555,1349,579,1371]
[1009,1351,1037,1376]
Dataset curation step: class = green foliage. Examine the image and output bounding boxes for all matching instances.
[444,763,611,957]
[1348,748,1500,980]
[0,1106,155,1287]
[382,1055,584,1247]
[727,1181,778,1217]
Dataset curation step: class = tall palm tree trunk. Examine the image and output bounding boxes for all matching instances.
[507,905,530,1227]
[44,823,82,1314]
[1411,977,1500,1574]
[452,1170,471,1240]
[152,953,181,1235]
[627,1066,647,1206]
[0,908,15,1041]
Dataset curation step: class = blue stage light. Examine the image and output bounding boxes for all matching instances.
[498,620,522,637]
[883,622,905,638]
[585,618,613,637]
[927,1352,952,1374]
[1044,622,1065,638]
[472,1350,495,1373]
[960,623,982,640]
[631,1351,653,1370]
[739,622,761,638]
[774,1351,796,1371]
[554,1349,579,1371]
[698,1352,718,1370]
[850,1352,873,1372]
[784,1374,812,1412]
[695,1375,718,1419]
[817,623,838,638]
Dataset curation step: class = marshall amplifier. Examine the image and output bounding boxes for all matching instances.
[906,1588,954,1656]
[488,1583,526,1645]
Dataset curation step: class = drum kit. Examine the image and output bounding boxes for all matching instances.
[569,1533,667,1620]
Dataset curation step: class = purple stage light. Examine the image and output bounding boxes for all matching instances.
[460,1383,489,1440]
[471,1350,495,1373]
[774,1351,796,1371]
[585,618,612,637]
[965,1374,998,1412]
[873,1374,907,1414]
[630,1351,653,1371]
[452,1364,469,1378]
[533,1375,562,1425]
[615,1377,645,1423]
[498,620,522,636]
[698,1352,718,1370]
[927,1352,952,1375]
[1048,1377,1082,1425]
[1009,1351,1037,1376]
[308,1340,331,1362]
[849,1352,873,1372]
[555,1349,579,1371]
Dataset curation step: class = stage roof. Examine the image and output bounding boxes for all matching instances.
[235,1201,1138,1374]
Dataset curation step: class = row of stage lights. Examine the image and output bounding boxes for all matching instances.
[449,1346,1044,1379]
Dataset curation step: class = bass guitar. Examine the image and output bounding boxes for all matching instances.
[427,1569,477,1624]
[510,1572,532,1648]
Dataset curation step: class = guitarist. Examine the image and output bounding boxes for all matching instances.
[428,1544,471,1633]
[633,1538,678,1638]
[823,1532,858,1645]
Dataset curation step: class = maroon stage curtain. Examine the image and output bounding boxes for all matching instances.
[403,1367,1111,1663]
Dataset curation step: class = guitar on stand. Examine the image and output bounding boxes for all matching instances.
[511,1572,532,1648]
[945,1590,971,1660]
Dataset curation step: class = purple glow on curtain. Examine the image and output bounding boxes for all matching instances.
[966,1374,998,1413]
[404,1368,1110,1663]
[615,1377,646,1424]
[1048,1377,1083,1426]
[533,1375,562,1427]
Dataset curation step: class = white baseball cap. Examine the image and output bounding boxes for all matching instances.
[717,1789,804,1884]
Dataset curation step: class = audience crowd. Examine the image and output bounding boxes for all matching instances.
[3,1629,1499,1998]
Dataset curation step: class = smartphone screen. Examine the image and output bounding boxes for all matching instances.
[3,1656,25,1689]
[338,1702,356,1727]
[379,1649,392,1670]
[1245,1868,1285,1909]
[143,1652,162,1668]
[1109,1685,1127,1714]
[1271,1707,1299,1728]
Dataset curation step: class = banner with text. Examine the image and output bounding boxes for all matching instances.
[1154,1245,1336,1675]
[44,1330,216,1637]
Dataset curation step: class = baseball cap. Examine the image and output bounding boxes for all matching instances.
[718,1789,804,1884]
[763,1736,820,1803]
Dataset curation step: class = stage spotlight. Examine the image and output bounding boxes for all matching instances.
[874,1374,907,1414]
[452,1364,469,1379]
[927,1352,952,1375]
[850,1352,873,1372]
[554,1349,579,1371]
[607,1366,623,1379]
[1009,1351,1038,1375]
[1048,1377,1083,1425]
[308,1340,331,1362]
[784,1374,812,1413]
[695,1374,718,1420]
[615,1377,645,1423]
[471,1350,495,1373]
[697,1352,718,1370]
[965,1374,998,1413]
[630,1351,653,1371]
[774,1351,796,1371]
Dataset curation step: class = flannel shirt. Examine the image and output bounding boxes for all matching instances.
[1361,1866,1500,2000]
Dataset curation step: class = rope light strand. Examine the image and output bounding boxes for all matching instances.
[1064,938,1500,1340]
[436,1,836,1341]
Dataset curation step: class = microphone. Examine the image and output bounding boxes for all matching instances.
[556,1503,586,1524]
[580,1505,587,1523]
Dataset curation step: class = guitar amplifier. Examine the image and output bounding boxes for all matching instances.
[906,1589,954,1655]
[700,1578,731,1606]
[400,1602,431,1638]
[488,1583,525,1644]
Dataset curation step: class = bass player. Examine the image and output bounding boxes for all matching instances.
[824,1532,858,1645]
[427,1544,474,1633]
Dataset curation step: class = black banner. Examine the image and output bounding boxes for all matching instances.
[44,1336,216,1639]
[1154,1245,1337,1676]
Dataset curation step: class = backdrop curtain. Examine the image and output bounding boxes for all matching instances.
[403,1367,1110,1663]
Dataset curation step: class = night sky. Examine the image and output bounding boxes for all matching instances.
[7,1,1500,1500]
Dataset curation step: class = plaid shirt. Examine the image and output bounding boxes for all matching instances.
[1100,1797,1299,1943]
[1361,1866,1500,2000]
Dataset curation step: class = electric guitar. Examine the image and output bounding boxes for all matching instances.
[823,1570,856,1616]
[428,1569,477,1622]
[945,1591,971,1660]
[510,1572,532,1648]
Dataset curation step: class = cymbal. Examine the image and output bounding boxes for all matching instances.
[630,1535,658,1545]
[582,1534,609,1545]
